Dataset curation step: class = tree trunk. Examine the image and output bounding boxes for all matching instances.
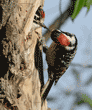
[0,0,50,110]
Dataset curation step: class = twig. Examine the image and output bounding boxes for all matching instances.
[43,2,72,42]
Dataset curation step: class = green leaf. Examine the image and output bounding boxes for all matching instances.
[71,0,85,20]
[77,100,85,105]
[84,0,87,6]
[85,0,92,12]
[82,94,92,107]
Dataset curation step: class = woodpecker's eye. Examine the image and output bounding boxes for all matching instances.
[51,30,61,39]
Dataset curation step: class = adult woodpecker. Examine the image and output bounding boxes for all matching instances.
[33,6,49,30]
[33,6,50,93]
[41,29,78,106]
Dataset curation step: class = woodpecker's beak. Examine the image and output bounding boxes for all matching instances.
[40,23,51,31]
[33,20,51,31]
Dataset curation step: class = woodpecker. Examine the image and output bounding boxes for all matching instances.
[33,6,49,30]
[33,7,50,95]
[41,29,78,106]
[50,29,77,84]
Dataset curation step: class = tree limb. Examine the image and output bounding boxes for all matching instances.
[43,1,73,42]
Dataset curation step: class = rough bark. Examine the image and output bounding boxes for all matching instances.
[0,0,50,110]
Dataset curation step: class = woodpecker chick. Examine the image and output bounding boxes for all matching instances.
[34,6,45,22]
[41,29,78,105]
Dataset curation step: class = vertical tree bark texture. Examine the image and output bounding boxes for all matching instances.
[0,0,50,110]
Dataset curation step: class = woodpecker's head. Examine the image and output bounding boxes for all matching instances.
[33,6,50,30]
[51,29,77,51]
[34,6,45,22]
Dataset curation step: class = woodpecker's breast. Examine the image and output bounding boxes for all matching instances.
[46,43,77,73]
[46,41,57,67]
